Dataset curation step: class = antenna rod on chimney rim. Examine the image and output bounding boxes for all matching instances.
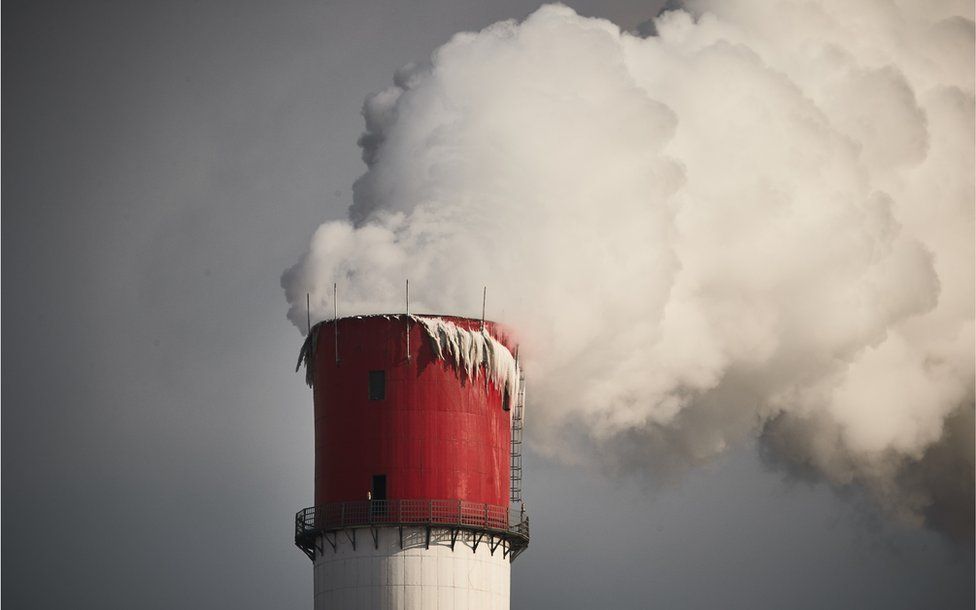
[405,279,411,362]
[333,283,339,365]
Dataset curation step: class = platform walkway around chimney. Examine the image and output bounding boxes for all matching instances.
[295,499,530,562]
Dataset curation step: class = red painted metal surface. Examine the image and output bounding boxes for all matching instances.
[311,315,516,508]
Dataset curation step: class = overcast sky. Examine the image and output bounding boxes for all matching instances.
[3,1,973,609]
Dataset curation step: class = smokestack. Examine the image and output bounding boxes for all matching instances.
[283,2,974,541]
[293,314,529,608]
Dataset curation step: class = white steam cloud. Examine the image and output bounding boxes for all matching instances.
[283,1,975,539]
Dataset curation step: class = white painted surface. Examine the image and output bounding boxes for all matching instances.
[313,527,511,610]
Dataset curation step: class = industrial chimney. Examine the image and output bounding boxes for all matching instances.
[294,314,529,609]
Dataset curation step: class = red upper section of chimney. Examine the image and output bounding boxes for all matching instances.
[310,315,515,508]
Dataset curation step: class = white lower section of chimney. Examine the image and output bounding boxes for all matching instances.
[313,526,511,609]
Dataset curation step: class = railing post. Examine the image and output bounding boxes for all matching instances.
[340,503,346,528]
[428,499,432,523]
[458,499,462,526]
[483,503,488,529]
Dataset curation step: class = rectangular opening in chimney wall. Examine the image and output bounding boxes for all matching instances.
[368,370,386,401]
[371,474,386,500]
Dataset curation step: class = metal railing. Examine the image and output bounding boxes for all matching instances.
[294,499,529,559]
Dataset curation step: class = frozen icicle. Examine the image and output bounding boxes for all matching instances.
[295,324,319,388]
[294,314,523,408]
[412,315,522,409]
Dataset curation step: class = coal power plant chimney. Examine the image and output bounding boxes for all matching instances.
[293,313,530,609]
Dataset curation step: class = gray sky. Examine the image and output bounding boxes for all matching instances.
[3,1,972,608]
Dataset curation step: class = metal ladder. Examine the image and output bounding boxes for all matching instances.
[510,373,525,503]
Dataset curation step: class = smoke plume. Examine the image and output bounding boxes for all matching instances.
[283,1,975,540]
